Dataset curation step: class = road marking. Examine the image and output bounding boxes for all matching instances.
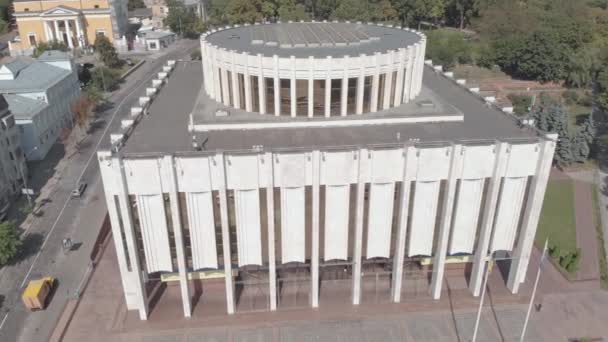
[18,56,175,289]
[0,313,8,331]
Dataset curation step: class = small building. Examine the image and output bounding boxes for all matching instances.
[9,0,129,56]
[0,95,27,219]
[0,51,80,161]
[139,29,175,50]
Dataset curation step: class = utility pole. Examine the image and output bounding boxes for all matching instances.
[472,257,491,342]
[520,239,548,342]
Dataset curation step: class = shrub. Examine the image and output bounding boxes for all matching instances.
[562,90,580,105]
[507,94,533,116]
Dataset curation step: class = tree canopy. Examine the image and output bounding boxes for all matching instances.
[0,221,21,266]
[94,35,121,68]
[165,0,208,38]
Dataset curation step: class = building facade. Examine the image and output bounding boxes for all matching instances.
[9,0,128,55]
[98,22,557,321]
[0,96,27,219]
[0,51,80,161]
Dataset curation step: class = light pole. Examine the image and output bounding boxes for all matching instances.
[19,146,38,207]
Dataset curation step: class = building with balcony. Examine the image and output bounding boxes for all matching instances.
[9,0,128,56]
[0,95,27,219]
[0,51,80,161]
[98,22,556,321]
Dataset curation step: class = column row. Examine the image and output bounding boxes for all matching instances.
[200,47,425,117]
[99,136,556,319]
[43,18,84,48]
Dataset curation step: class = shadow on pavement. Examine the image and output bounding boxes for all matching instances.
[7,233,44,267]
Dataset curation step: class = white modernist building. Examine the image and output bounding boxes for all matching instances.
[200,22,425,117]
[98,22,556,321]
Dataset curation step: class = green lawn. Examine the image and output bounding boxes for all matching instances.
[566,103,592,130]
[535,180,577,254]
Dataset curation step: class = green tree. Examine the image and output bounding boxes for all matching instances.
[90,67,121,91]
[94,35,121,68]
[32,41,69,58]
[278,0,310,21]
[425,29,471,69]
[313,0,336,20]
[0,221,21,266]
[333,0,368,21]
[128,0,146,10]
[225,0,265,24]
[165,0,208,37]
[571,132,591,163]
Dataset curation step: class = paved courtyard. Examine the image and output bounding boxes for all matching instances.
[59,233,608,342]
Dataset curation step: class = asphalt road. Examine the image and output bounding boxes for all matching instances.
[0,38,198,342]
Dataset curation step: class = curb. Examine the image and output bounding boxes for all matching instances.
[120,59,146,80]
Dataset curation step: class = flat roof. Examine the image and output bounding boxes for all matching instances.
[121,62,538,156]
[205,23,422,58]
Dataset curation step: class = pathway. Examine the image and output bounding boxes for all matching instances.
[556,169,601,282]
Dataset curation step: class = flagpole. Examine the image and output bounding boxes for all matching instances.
[472,257,491,342]
[520,239,548,342]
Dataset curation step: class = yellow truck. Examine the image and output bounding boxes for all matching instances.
[22,277,55,311]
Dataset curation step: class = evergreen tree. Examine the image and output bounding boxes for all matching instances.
[571,132,590,163]
[532,94,575,167]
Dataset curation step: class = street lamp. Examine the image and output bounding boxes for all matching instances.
[19,146,38,207]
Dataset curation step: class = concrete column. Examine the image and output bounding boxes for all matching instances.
[114,156,148,320]
[43,21,51,42]
[408,44,419,102]
[53,20,60,41]
[166,156,192,317]
[230,52,240,109]
[101,156,138,314]
[217,153,235,314]
[469,142,508,296]
[325,56,332,118]
[273,55,281,116]
[258,54,266,115]
[266,152,278,310]
[382,51,395,110]
[403,46,414,103]
[430,145,463,299]
[75,17,83,47]
[340,56,349,116]
[244,53,252,112]
[290,56,297,117]
[355,54,365,115]
[394,49,405,106]
[311,150,320,308]
[308,56,314,118]
[416,39,427,96]
[220,56,230,106]
[64,20,73,48]
[507,135,557,293]
[391,145,417,302]
[213,50,222,103]
[370,53,380,113]
[352,149,365,305]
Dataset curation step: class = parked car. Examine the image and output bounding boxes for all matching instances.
[71,182,87,197]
